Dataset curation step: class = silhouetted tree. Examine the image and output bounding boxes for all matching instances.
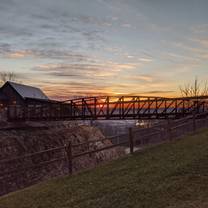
[179,77,208,97]
[0,72,16,86]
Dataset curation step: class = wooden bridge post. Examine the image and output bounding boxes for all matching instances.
[121,96,124,119]
[94,97,97,119]
[129,127,134,154]
[66,142,73,174]
[82,98,85,119]
[70,100,73,118]
[155,98,158,118]
[106,96,110,119]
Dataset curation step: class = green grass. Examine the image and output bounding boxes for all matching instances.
[1,130,208,208]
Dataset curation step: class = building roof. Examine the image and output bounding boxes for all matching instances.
[6,81,49,100]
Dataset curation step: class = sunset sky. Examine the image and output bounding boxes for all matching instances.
[0,0,208,99]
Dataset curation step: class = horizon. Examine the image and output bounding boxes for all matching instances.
[0,0,208,99]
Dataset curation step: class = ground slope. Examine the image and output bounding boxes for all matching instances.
[1,129,208,208]
[0,124,124,196]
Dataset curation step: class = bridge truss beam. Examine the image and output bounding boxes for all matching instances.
[7,96,208,121]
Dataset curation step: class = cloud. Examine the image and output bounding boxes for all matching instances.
[131,75,154,82]
[160,32,208,68]
[0,0,207,99]
[33,61,138,80]
[26,59,144,99]
[190,37,208,48]
[0,46,97,62]
[191,24,208,34]
[0,43,11,55]
[129,90,175,96]
[138,58,153,63]
[0,0,110,55]
[35,80,112,99]
[7,51,32,58]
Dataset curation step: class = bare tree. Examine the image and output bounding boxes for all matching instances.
[0,72,17,85]
[179,77,208,97]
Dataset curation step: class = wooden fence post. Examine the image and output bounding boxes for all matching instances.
[206,114,208,128]
[193,110,196,133]
[66,142,73,174]
[129,127,134,154]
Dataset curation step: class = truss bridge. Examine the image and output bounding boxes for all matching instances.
[6,95,208,121]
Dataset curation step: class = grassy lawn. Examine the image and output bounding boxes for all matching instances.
[1,129,208,208]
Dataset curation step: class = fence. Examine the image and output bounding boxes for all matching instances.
[1,112,208,195]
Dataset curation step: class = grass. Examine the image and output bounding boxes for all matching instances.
[1,129,208,208]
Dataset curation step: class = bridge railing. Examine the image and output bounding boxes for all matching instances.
[69,96,208,119]
[7,102,72,121]
[6,95,208,121]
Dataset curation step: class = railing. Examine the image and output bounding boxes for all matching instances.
[7,102,72,121]
[1,112,208,195]
[7,95,208,121]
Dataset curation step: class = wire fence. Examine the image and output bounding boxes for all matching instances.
[0,112,208,195]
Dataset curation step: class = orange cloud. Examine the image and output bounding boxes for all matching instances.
[7,51,31,58]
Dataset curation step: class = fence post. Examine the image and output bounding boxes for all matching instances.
[129,127,134,154]
[66,142,73,174]
[206,114,208,128]
[193,110,196,133]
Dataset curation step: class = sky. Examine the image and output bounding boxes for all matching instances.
[0,0,208,99]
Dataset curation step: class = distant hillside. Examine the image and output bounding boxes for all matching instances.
[1,129,208,208]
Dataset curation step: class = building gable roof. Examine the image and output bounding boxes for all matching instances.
[6,81,49,100]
